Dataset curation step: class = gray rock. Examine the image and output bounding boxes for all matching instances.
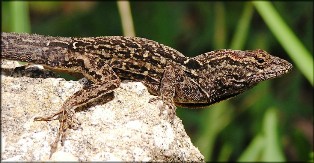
[1,60,204,162]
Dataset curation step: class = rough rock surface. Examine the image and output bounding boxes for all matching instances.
[1,60,204,162]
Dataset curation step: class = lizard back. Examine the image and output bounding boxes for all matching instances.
[1,32,196,95]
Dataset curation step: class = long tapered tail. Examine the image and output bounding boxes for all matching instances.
[1,32,72,66]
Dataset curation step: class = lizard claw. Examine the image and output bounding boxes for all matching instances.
[158,101,177,123]
[149,96,176,122]
[34,108,81,158]
[33,110,63,121]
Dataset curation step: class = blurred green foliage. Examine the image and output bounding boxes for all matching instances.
[2,1,313,162]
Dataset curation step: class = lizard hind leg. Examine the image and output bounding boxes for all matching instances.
[34,77,120,157]
[33,64,121,157]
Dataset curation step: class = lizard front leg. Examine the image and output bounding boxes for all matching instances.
[159,64,183,121]
[34,64,121,157]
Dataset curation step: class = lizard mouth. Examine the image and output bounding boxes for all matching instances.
[266,67,292,79]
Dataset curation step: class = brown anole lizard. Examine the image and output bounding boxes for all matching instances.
[1,32,292,157]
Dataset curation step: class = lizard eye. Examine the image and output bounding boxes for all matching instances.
[257,58,265,64]
[255,56,267,68]
[254,50,269,65]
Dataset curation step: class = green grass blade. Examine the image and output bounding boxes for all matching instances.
[262,108,285,161]
[238,108,286,161]
[213,2,226,49]
[238,134,264,161]
[217,143,232,161]
[253,1,313,85]
[195,102,233,161]
[230,2,254,49]
[9,1,31,33]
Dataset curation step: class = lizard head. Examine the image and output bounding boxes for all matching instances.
[192,49,293,105]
